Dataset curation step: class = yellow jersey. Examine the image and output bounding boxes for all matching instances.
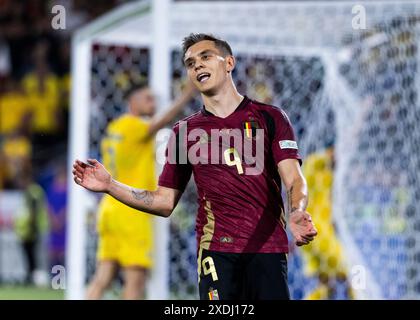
[96,114,156,267]
[22,72,59,133]
[2,135,32,183]
[301,150,347,277]
[98,113,157,214]
[0,92,30,135]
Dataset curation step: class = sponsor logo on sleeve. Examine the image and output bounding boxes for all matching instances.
[279,140,298,150]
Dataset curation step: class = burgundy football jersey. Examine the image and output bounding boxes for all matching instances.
[158,96,301,253]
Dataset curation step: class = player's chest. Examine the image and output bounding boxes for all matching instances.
[183,116,268,174]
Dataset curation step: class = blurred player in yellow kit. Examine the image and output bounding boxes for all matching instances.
[86,80,195,300]
[301,145,354,300]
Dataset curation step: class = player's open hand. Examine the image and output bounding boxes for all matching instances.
[289,210,317,246]
[72,159,112,193]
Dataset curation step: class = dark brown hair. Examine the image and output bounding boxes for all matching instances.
[182,33,233,62]
[123,80,148,100]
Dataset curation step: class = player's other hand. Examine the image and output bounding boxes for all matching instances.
[72,159,112,193]
[289,210,317,246]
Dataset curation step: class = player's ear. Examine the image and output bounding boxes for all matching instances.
[226,55,235,74]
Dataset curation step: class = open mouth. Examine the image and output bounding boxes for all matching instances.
[197,72,211,83]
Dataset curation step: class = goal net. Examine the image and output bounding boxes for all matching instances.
[68,0,420,299]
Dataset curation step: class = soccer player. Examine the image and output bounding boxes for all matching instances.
[73,33,317,300]
[85,80,196,300]
[301,145,354,299]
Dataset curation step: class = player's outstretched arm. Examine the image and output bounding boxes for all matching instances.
[147,80,196,137]
[72,159,182,217]
[277,159,318,246]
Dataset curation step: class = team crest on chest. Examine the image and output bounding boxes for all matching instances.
[243,120,260,139]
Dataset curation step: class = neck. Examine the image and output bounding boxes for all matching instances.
[127,104,140,117]
[201,80,243,118]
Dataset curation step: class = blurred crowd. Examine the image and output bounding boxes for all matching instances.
[0,0,123,284]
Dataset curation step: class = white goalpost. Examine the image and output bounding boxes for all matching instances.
[68,0,420,300]
[67,0,171,299]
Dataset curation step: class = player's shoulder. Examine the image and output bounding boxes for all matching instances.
[108,114,126,125]
[248,98,290,121]
[172,111,202,131]
[109,114,145,129]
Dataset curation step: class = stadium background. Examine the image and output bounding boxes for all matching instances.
[0,0,419,300]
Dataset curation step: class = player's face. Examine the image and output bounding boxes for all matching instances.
[131,87,156,116]
[183,40,234,95]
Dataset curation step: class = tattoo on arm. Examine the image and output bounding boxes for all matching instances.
[131,189,154,206]
[287,186,298,215]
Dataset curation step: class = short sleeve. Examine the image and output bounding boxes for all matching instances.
[158,124,193,192]
[270,108,302,166]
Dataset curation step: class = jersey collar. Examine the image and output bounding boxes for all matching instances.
[201,95,250,117]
